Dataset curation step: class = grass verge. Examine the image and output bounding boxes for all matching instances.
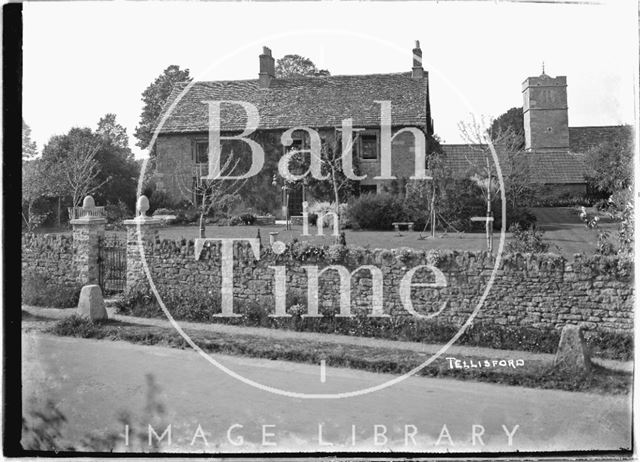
[44,314,631,395]
[118,290,633,361]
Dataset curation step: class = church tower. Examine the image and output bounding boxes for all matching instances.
[522,69,569,151]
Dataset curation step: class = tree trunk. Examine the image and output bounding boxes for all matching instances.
[57,196,62,228]
[199,213,206,238]
[430,181,436,238]
[27,201,34,232]
[331,168,341,244]
[486,160,493,252]
[199,192,207,238]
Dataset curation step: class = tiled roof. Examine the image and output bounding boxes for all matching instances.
[442,144,588,184]
[156,73,429,134]
[522,151,588,184]
[441,144,511,178]
[569,125,634,154]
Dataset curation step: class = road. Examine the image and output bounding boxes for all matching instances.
[22,332,631,454]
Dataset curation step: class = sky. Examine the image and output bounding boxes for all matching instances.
[23,0,638,159]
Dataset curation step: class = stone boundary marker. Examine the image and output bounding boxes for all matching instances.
[554,324,591,373]
[77,285,108,321]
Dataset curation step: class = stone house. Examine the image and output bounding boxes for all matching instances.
[153,42,434,216]
[153,44,632,214]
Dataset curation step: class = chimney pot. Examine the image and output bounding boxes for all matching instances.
[259,46,275,88]
[412,40,423,79]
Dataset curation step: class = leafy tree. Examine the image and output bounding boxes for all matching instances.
[275,54,330,78]
[489,107,524,150]
[585,139,633,195]
[22,159,49,231]
[41,129,109,209]
[595,187,633,257]
[41,126,140,222]
[134,65,192,153]
[22,119,38,159]
[94,115,139,209]
[584,135,634,257]
[97,113,129,149]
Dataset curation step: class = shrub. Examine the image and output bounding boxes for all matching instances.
[22,197,51,232]
[586,330,633,361]
[506,223,550,253]
[443,179,487,232]
[347,193,407,230]
[596,230,616,256]
[148,190,174,214]
[105,200,131,224]
[152,208,175,216]
[238,213,256,225]
[22,271,82,308]
[528,187,594,207]
[594,198,613,212]
[495,205,537,231]
[426,179,486,233]
[48,315,107,338]
[173,208,200,225]
[326,244,348,262]
[217,194,242,217]
[308,201,349,228]
[403,180,431,230]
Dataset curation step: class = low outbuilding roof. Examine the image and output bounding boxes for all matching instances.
[442,144,589,184]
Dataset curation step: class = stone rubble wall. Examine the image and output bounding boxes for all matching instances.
[22,233,77,286]
[130,239,633,333]
[21,230,633,333]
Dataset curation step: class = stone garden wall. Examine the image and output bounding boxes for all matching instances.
[22,233,77,286]
[131,237,633,333]
[21,221,633,333]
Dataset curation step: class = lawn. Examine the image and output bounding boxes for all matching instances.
[150,207,614,256]
[35,207,614,256]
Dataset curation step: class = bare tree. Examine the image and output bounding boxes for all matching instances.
[288,129,361,242]
[323,130,360,221]
[59,141,110,209]
[174,152,246,238]
[458,114,526,251]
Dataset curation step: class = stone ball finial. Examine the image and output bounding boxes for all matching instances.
[137,195,150,217]
[82,196,95,210]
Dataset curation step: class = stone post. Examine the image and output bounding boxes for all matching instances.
[70,196,106,285]
[124,196,162,292]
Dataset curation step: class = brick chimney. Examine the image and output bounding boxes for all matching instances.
[412,40,424,79]
[259,46,275,88]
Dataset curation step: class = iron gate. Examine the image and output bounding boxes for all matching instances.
[98,235,127,295]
